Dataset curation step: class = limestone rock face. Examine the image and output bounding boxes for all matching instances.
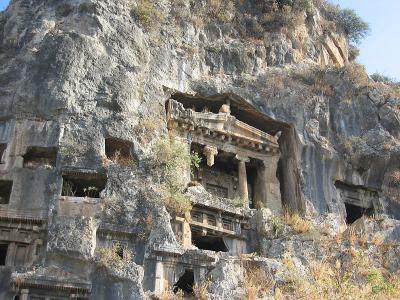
[0,0,399,299]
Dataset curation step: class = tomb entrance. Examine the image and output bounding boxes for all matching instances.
[166,95,283,212]
[335,181,377,224]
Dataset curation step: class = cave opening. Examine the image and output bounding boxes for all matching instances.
[345,203,374,224]
[23,146,57,169]
[191,233,228,252]
[0,180,13,204]
[61,173,106,198]
[173,269,194,295]
[0,243,8,265]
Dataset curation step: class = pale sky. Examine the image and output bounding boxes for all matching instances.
[1,0,399,79]
[333,0,400,80]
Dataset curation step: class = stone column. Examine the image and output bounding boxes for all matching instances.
[155,258,164,293]
[236,155,250,208]
[203,145,218,166]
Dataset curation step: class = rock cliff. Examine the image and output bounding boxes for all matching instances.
[0,0,399,299]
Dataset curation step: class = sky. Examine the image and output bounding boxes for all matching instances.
[0,0,399,79]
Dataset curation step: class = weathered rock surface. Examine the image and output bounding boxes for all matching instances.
[0,0,399,299]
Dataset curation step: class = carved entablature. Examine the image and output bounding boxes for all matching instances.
[166,99,280,157]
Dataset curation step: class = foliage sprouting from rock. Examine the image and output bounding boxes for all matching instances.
[153,136,200,215]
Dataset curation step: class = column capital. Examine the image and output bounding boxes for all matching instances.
[203,145,218,166]
[235,154,250,163]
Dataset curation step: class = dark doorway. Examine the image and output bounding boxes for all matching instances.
[345,203,373,224]
[191,234,228,252]
[0,243,8,265]
[0,180,12,204]
[174,269,194,295]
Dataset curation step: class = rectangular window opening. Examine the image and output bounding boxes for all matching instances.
[61,173,106,198]
[23,146,57,169]
[0,180,13,204]
[105,137,134,165]
[191,232,228,252]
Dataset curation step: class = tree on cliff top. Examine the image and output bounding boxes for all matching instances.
[330,8,370,44]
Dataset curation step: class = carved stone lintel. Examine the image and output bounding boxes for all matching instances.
[203,145,218,166]
[235,154,250,163]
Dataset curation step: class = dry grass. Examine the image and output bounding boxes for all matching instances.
[109,149,137,166]
[193,281,209,300]
[278,251,400,300]
[284,211,312,234]
[96,244,133,268]
[243,265,274,300]
[133,0,164,30]
[156,288,183,300]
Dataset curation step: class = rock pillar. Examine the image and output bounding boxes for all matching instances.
[261,156,282,214]
[236,155,250,208]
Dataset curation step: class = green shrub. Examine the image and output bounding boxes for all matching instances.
[367,270,395,294]
[153,136,200,215]
[348,45,360,62]
[330,8,370,44]
[271,215,285,237]
[370,73,398,84]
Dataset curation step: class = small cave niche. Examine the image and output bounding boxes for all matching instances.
[23,146,57,169]
[0,180,13,204]
[61,173,106,198]
[173,269,194,295]
[112,241,127,259]
[0,143,6,163]
[0,243,8,265]
[191,232,228,252]
[345,203,374,224]
[105,137,134,164]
